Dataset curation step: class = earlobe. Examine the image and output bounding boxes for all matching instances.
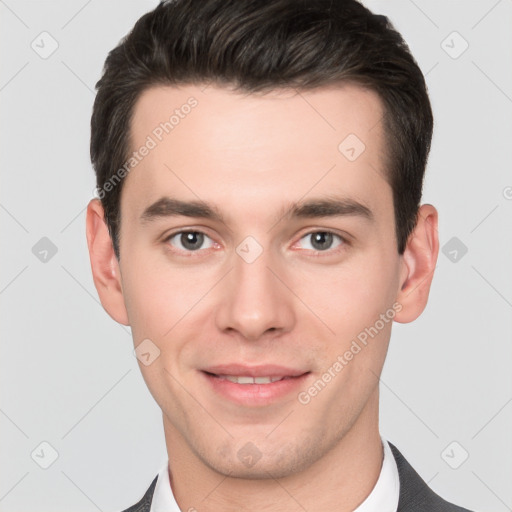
[394,204,439,324]
[85,198,130,326]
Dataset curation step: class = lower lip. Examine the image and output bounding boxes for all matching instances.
[201,371,311,407]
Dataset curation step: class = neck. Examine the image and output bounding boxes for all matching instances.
[163,390,383,512]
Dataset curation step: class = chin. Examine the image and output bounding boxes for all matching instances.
[208,457,308,480]
[198,436,322,480]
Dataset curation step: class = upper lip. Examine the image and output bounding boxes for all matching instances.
[202,364,309,378]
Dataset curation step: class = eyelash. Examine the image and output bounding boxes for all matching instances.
[162,229,349,257]
[293,231,348,256]
[163,230,218,257]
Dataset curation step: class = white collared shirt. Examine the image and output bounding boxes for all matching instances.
[150,437,399,512]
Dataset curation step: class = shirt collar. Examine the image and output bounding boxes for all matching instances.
[354,436,400,511]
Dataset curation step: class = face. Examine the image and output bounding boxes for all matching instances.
[94,83,417,478]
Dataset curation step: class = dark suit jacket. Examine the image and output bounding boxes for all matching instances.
[121,442,474,511]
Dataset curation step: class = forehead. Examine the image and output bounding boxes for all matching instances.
[123,83,390,225]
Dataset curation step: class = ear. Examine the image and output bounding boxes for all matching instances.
[394,204,439,323]
[85,198,129,326]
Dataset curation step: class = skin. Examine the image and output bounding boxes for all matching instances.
[86,83,438,511]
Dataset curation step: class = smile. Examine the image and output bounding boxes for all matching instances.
[200,367,311,406]
[214,375,287,384]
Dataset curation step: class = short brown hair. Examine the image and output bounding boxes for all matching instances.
[91,0,433,260]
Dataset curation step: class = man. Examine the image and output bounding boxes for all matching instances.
[86,0,474,510]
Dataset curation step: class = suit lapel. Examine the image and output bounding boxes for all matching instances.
[389,442,470,511]
[122,475,158,512]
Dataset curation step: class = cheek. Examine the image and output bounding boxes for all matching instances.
[120,249,218,340]
[292,252,398,341]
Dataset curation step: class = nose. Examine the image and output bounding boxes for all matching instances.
[214,242,296,342]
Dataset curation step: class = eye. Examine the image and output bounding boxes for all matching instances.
[297,231,345,253]
[165,230,215,253]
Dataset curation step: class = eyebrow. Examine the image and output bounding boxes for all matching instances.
[286,197,373,222]
[139,196,374,226]
[140,198,226,224]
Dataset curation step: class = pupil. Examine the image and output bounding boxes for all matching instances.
[311,232,332,251]
[181,232,203,250]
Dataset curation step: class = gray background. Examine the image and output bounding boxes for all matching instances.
[1,1,511,511]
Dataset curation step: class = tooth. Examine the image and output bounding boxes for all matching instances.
[237,376,255,384]
[219,375,285,384]
[254,376,272,384]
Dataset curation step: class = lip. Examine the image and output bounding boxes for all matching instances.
[200,365,311,407]
[202,364,307,378]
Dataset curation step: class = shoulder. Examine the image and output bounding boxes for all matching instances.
[389,442,475,512]
[118,475,158,512]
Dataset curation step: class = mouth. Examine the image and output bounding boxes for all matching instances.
[200,365,311,406]
[204,373,292,384]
